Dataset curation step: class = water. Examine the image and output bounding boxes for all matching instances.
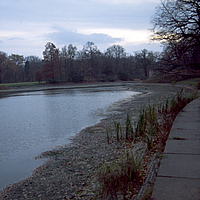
[0,86,139,189]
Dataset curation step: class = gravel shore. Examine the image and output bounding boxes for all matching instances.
[0,83,195,200]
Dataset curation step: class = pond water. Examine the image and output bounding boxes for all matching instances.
[0,85,139,189]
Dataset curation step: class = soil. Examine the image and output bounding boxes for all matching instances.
[0,83,196,200]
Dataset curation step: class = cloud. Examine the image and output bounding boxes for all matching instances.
[124,41,162,54]
[45,27,163,54]
[47,28,122,47]
[0,0,159,30]
[8,37,24,41]
[98,0,159,4]
[0,0,162,56]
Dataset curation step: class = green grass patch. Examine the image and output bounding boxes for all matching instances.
[0,82,45,87]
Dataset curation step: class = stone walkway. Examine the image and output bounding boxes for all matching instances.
[151,97,200,200]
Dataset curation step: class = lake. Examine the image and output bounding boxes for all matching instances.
[0,85,139,189]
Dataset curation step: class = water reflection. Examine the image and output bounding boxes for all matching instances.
[0,86,139,189]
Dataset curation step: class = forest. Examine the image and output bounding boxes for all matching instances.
[0,0,199,84]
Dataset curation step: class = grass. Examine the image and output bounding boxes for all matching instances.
[97,151,143,199]
[126,114,134,141]
[0,81,45,87]
[114,121,121,141]
[144,73,200,84]
[176,78,200,88]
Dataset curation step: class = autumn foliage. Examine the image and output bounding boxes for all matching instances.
[42,42,59,83]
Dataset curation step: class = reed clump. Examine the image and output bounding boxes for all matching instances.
[97,150,143,199]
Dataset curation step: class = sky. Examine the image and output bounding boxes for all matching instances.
[0,0,162,58]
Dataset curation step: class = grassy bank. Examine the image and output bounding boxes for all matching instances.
[0,82,45,88]
[176,78,200,89]
[144,73,200,88]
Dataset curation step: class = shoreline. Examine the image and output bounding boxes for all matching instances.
[0,81,134,94]
[0,81,186,96]
[0,83,196,199]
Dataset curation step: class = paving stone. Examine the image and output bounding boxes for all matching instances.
[152,177,200,200]
[171,121,200,130]
[157,154,200,178]
[169,129,200,140]
[152,98,200,200]
[165,140,200,154]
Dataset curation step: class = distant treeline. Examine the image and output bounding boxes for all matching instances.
[0,42,159,84]
[0,38,199,84]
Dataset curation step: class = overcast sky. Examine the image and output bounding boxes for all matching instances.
[0,0,162,58]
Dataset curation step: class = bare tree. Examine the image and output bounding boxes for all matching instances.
[25,56,42,82]
[60,46,68,80]
[151,0,200,45]
[151,0,200,69]
[135,49,156,77]
[82,42,101,78]
[106,45,125,75]
[9,54,25,82]
[67,44,77,80]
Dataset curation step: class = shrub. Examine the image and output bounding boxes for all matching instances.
[98,151,142,199]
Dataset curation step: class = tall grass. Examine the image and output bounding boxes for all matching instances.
[169,88,198,114]
[114,121,121,141]
[126,114,134,141]
[98,150,142,199]
[112,88,198,147]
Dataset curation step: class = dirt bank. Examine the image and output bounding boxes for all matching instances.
[0,83,195,199]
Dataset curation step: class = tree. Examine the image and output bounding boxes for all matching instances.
[60,44,77,81]
[24,61,30,81]
[67,44,77,79]
[42,42,59,82]
[60,45,68,80]
[151,0,200,45]
[2,60,17,83]
[9,54,24,82]
[0,52,7,83]
[106,45,126,75]
[0,52,17,83]
[82,41,101,78]
[25,56,42,82]
[135,49,156,77]
[35,70,43,83]
[151,0,200,69]
[103,48,115,76]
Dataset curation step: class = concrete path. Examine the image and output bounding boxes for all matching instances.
[151,97,200,200]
